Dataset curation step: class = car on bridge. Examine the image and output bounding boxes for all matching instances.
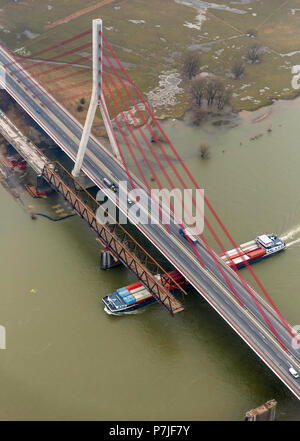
[289,367,300,379]
[179,227,198,245]
[102,177,118,192]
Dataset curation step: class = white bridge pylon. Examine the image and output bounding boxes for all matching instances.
[72,19,120,178]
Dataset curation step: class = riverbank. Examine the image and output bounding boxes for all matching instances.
[1,1,300,122]
[1,89,300,419]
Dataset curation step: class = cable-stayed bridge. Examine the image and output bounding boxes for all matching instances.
[0,20,299,400]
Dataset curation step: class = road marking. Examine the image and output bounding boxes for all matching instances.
[2,49,299,398]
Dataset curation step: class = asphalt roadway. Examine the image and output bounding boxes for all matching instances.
[1,47,299,400]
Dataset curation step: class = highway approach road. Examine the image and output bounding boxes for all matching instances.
[1,47,299,400]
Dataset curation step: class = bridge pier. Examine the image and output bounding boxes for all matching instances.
[2,33,300,397]
[245,399,277,421]
[36,175,52,193]
[43,162,184,314]
[72,172,96,190]
[100,250,122,270]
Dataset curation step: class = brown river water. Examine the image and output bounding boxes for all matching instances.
[0,97,300,420]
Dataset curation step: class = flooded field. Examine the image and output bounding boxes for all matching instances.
[0,97,300,420]
[1,0,300,120]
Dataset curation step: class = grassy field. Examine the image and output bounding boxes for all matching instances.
[1,0,300,119]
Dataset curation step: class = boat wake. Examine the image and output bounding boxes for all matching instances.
[104,306,120,316]
[103,306,144,316]
[122,309,144,315]
[286,238,300,248]
[281,224,300,241]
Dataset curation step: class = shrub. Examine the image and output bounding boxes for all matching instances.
[231,60,245,79]
[246,43,264,64]
[182,52,201,80]
[199,144,211,159]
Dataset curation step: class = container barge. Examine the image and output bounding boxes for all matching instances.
[219,234,285,269]
[102,234,285,314]
[102,269,189,314]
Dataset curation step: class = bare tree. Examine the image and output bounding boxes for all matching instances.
[216,88,232,110]
[182,52,201,80]
[190,77,231,111]
[246,43,264,64]
[231,60,245,79]
[199,144,211,159]
[150,126,164,143]
[205,78,224,107]
[190,78,207,107]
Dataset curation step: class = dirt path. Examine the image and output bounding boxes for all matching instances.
[256,0,290,31]
[45,0,120,30]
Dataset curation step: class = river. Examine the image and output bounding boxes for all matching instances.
[0,97,300,420]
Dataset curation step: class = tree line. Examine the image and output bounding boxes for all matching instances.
[182,39,265,125]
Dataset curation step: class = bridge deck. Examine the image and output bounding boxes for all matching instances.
[0,110,184,315]
[42,163,184,315]
[1,45,299,399]
[0,110,47,174]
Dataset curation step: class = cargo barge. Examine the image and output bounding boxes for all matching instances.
[102,269,189,314]
[102,234,285,314]
[219,234,285,269]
